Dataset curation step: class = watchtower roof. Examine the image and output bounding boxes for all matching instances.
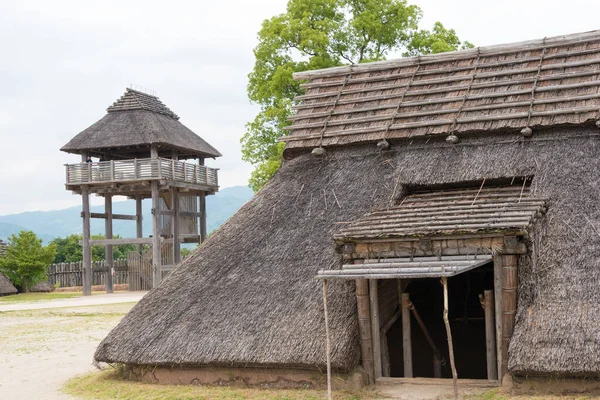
[61,88,221,159]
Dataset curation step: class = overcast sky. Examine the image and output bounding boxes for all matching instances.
[0,0,598,215]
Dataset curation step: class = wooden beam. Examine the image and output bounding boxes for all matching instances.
[200,191,207,242]
[355,279,375,385]
[401,292,413,378]
[81,186,92,296]
[89,212,138,221]
[105,195,114,294]
[442,276,458,399]
[83,237,158,246]
[483,290,498,381]
[369,279,382,379]
[151,181,161,287]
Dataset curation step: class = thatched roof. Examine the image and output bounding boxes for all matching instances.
[0,272,17,296]
[96,31,600,377]
[61,89,221,159]
[335,186,547,241]
[284,30,600,153]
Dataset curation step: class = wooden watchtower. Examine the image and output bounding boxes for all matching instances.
[61,88,221,295]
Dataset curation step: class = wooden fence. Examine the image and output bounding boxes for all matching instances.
[47,259,128,288]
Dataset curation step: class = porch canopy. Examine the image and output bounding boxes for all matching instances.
[317,255,492,279]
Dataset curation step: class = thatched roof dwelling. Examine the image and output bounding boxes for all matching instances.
[61,88,221,159]
[95,30,600,387]
[0,272,17,296]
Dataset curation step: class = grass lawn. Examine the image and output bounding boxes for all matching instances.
[467,390,600,400]
[63,369,377,400]
[0,291,82,303]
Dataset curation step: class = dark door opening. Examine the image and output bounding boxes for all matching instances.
[386,262,494,379]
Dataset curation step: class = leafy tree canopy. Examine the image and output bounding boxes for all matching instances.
[0,231,56,292]
[51,234,137,264]
[242,0,473,191]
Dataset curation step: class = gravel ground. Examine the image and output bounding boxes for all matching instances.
[0,297,141,399]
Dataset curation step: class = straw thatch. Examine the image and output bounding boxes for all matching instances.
[284,30,600,154]
[96,31,600,377]
[0,272,17,296]
[96,122,600,376]
[61,89,221,159]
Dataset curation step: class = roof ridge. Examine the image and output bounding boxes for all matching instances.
[107,88,180,120]
[293,29,600,80]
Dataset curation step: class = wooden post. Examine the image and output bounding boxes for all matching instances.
[502,254,518,380]
[442,276,458,399]
[355,279,375,385]
[199,158,207,243]
[483,290,498,381]
[172,188,180,264]
[151,181,161,287]
[81,186,92,296]
[493,255,504,379]
[136,195,143,255]
[323,279,332,400]
[369,279,382,380]
[401,292,413,377]
[105,195,114,294]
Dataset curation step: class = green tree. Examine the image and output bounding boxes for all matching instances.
[0,231,56,292]
[51,234,136,263]
[242,0,473,191]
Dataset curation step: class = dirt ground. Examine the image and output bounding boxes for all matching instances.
[0,300,138,399]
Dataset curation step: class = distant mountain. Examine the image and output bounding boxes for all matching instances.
[0,186,254,243]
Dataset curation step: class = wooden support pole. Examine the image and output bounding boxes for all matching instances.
[369,279,382,380]
[502,254,518,380]
[355,279,375,385]
[172,188,180,264]
[104,195,114,294]
[151,181,161,287]
[442,276,458,399]
[323,279,332,400]
[493,255,504,380]
[483,290,498,381]
[81,186,92,296]
[199,158,206,243]
[200,192,207,242]
[401,292,413,378]
[136,195,143,254]
[409,301,443,378]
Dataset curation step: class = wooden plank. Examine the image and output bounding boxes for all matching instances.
[355,279,374,385]
[401,292,413,378]
[369,279,382,379]
[484,290,498,381]
[89,212,138,221]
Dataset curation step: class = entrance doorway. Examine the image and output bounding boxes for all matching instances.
[386,261,494,379]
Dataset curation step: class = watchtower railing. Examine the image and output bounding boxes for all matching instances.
[65,158,218,188]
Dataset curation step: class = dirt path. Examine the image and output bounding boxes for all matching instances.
[0,301,137,399]
[0,291,147,312]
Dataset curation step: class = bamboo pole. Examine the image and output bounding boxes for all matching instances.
[105,195,114,294]
[493,255,504,380]
[369,279,382,379]
[355,279,375,385]
[401,292,413,377]
[323,279,332,400]
[442,276,458,399]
